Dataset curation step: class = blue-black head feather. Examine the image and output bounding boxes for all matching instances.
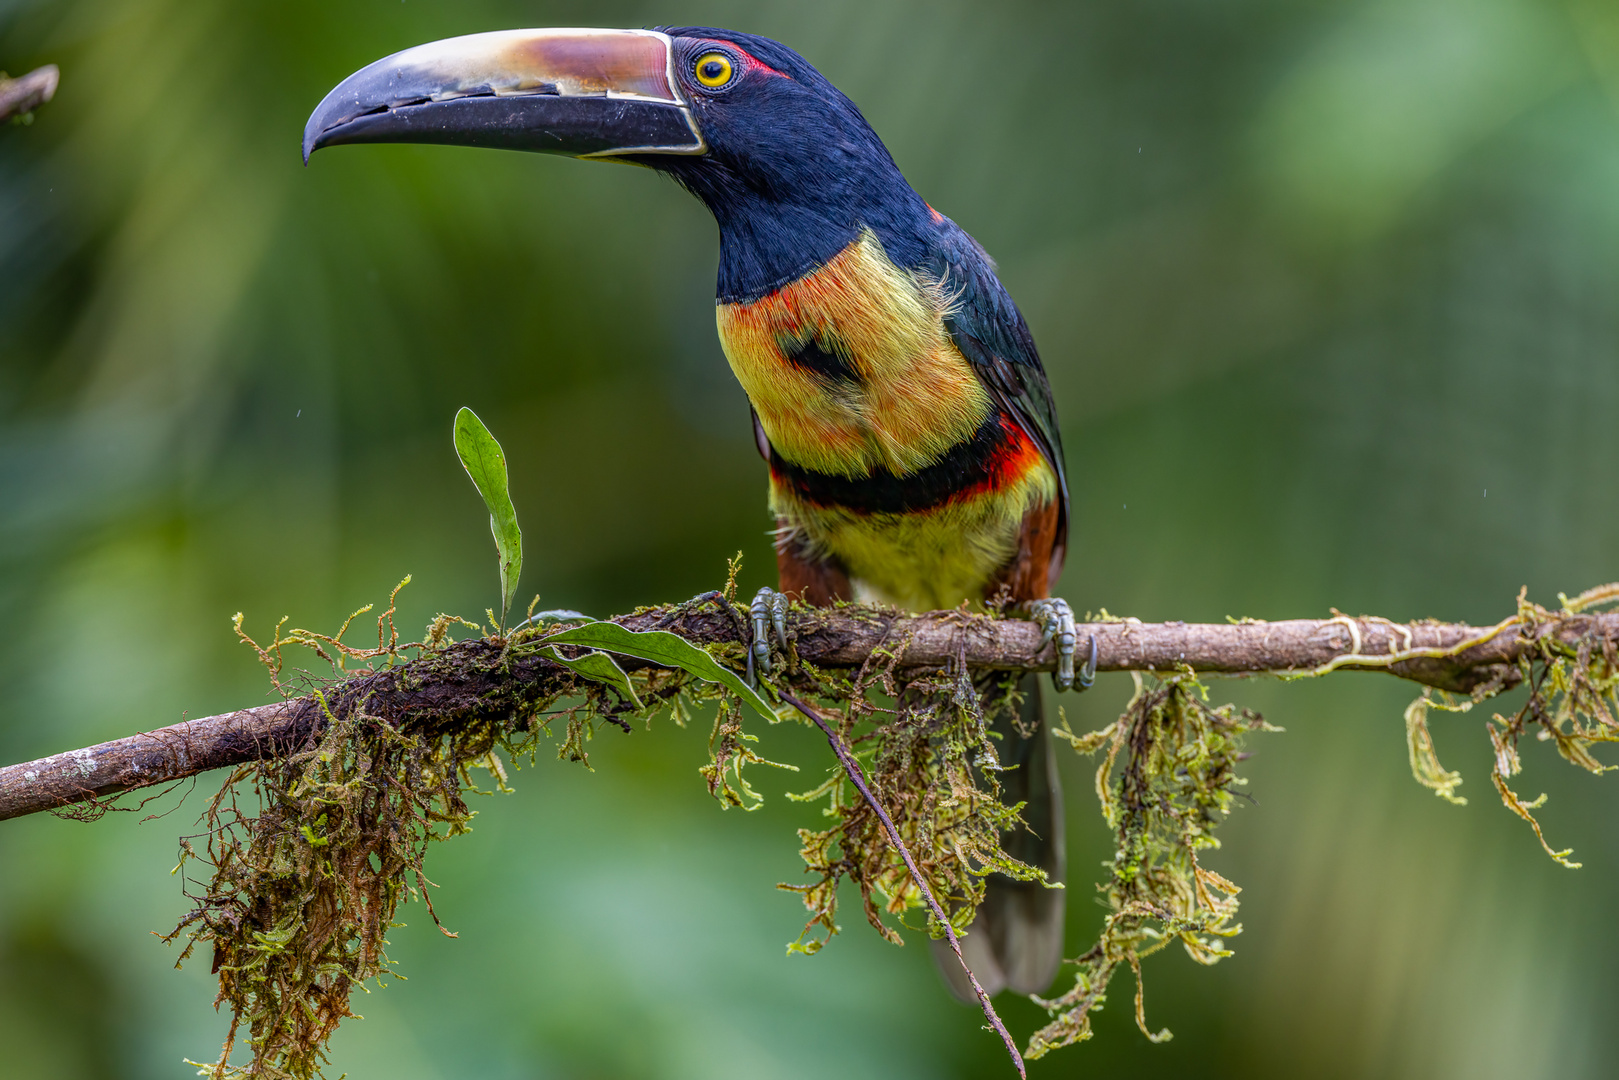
[643,27,936,303]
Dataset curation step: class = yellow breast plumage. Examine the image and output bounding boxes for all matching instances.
[714,230,1057,610]
[715,229,991,478]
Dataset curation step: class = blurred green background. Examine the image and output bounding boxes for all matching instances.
[2,0,1617,1076]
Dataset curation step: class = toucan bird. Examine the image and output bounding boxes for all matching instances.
[305,26,1093,1000]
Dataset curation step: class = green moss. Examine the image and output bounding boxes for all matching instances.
[163,580,1619,1076]
[1029,672,1276,1057]
[1477,584,1619,868]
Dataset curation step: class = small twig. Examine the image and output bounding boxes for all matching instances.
[0,64,59,124]
[775,687,1026,1078]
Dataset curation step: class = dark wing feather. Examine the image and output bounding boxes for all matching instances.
[922,222,1071,999]
[928,221,1070,577]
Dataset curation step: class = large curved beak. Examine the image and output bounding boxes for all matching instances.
[302,28,704,164]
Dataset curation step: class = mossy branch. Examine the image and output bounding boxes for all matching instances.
[2,600,1613,821]
[0,584,1614,1079]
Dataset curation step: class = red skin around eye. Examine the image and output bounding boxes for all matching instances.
[694,39,791,80]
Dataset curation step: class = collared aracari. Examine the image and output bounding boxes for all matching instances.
[304,27,1094,1000]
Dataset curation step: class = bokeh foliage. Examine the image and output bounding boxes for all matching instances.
[2,0,1618,1077]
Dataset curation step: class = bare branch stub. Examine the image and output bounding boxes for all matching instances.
[2,606,1616,822]
[0,65,60,123]
[0,702,308,822]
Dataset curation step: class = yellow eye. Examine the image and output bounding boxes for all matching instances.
[694,52,735,88]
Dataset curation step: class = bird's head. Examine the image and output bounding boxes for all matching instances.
[303,27,934,300]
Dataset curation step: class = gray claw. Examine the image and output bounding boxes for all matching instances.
[772,596,789,651]
[1079,633,1098,690]
[750,587,790,678]
[1030,598,1081,692]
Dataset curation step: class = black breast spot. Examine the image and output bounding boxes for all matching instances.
[782,334,860,384]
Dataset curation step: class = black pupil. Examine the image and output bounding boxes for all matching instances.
[702,59,726,81]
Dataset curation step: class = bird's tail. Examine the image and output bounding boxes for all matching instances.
[931,671,1066,1000]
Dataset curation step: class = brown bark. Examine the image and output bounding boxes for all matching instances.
[0,65,59,124]
[3,605,1614,823]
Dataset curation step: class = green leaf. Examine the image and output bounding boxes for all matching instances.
[453,407,522,626]
[544,622,781,721]
[539,646,643,709]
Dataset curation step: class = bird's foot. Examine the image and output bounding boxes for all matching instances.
[749,586,791,683]
[1029,597,1097,692]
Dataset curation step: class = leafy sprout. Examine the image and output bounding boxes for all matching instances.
[453,407,522,629]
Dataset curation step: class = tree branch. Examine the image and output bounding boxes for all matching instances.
[0,65,59,124]
[3,603,1615,822]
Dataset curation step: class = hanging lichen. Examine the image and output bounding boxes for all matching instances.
[1479,584,1619,867]
[157,575,1619,1078]
[163,583,1052,1079]
[778,617,1046,953]
[1027,672,1277,1057]
[165,582,698,1079]
[1022,583,1619,1061]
